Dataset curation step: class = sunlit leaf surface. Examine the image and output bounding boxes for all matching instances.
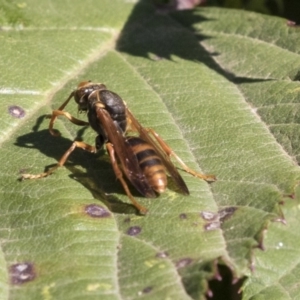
[1,1,300,299]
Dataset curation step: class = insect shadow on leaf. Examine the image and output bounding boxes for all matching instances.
[15,127,136,214]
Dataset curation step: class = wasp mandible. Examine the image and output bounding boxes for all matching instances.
[22,81,216,214]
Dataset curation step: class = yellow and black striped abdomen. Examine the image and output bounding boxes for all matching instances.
[126,136,167,194]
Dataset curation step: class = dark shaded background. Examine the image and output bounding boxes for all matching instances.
[156,0,300,23]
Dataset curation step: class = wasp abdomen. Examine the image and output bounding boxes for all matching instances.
[126,137,167,194]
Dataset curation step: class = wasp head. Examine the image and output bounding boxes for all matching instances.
[74,81,107,113]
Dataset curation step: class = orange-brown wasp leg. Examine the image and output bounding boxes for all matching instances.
[21,141,96,180]
[48,91,89,136]
[48,92,75,135]
[106,142,148,214]
[146,128,216,182]
[49,110,89,136]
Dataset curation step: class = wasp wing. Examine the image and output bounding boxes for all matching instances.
[95,105,156,198]
[126,108,189,195]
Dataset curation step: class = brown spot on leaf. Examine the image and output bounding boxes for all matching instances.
[204,221,220,231]
[287,20,297,27]
[179,213,187,219]
[176,258,193,269]
[8,105,25,118]
[127,226,141,236]
[201,211,218,221]
[10,262,36,284]
[142,286,153,294]
[156,251,169,258]
[85,204,111,218]
[218,207,237,222]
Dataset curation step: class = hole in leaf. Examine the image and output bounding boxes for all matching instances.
[208,264,245,300]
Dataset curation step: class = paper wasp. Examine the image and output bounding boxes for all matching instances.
[22,81,216,214]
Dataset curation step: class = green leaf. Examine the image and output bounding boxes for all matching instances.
[1,1,300,299]
[242,196,300,300]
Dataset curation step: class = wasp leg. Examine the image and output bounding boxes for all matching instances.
[49,110,89,136]
[146,128,216,182]
[48,91,75,135]
[21,141,96,180]
[106,142,148,214]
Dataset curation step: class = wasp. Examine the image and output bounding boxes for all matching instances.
[22,81,216,214]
